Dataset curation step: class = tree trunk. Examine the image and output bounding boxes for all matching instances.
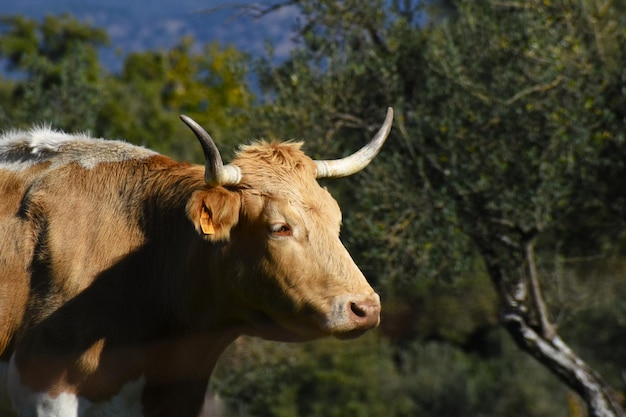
[501,312,624,417]
[480,240,625,417]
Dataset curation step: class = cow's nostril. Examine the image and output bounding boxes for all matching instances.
[350,302,367,318]
[347,297,381,330]
[330,295,381,338]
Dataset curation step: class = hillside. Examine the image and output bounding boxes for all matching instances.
[0,0,298,70]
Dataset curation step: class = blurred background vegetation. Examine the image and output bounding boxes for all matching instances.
[1,1,625,416]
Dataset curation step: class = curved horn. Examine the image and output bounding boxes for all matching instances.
[180,115,241,187]
[315,107,393,179]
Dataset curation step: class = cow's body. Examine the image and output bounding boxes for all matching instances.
[0,110,391,417]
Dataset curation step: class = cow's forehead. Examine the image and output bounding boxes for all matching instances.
[233,141,317,184]
[232,141,342,223]
[234,142,322,197]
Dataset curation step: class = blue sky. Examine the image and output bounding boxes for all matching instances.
[0,0,300,70]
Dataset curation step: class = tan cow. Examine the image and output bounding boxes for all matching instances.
[0,108,393,417]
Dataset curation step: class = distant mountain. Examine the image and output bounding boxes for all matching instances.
[0,0,299,71]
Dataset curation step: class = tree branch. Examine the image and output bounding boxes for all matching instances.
[198,1,300,21]
[523,238,556,340]
[502,312,625,417]
[477,241,624,417]
[504,76,563,106]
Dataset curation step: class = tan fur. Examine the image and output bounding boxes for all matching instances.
[187,187,241,241]
[235,141,318,191]
[76,339,106,377]
[0,131,380,417]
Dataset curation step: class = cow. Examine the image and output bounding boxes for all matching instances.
[0,107,393,417]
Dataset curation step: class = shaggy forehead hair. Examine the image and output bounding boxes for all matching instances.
[233,141,318,191]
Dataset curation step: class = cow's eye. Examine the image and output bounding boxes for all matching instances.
[269,223,292,237]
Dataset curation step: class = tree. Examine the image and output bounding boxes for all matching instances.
[95,37,254,160]
[0,14,109,130]
[244,0,626,415]
[0,16,254,161]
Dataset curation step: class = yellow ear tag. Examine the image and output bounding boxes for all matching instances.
[200,208,215,235]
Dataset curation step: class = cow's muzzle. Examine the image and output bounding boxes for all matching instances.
[327,293,381,339]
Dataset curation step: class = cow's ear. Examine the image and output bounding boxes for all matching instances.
[187,188,241,241]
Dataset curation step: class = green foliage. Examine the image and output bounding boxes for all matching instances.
[0,14,108,76]
[0,14,108,130]
[215,335,404,417]
[97,38,254,160]
[0,15,254,160]
[414,0,626,251]
[213,330,572,417]
[555,259,626,391]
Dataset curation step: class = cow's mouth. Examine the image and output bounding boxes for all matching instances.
[333,327,370,340]
[242,293,381,342]
[243,310,327,342]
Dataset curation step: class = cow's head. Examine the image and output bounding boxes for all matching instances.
[184,109,392,341]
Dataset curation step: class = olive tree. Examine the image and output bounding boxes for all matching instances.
[247,0,626,415]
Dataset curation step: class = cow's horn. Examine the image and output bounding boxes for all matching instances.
[180,115,242,187]
[315,107,393,179]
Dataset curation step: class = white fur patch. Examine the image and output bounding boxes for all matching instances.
[0,127,157,172]
[6,354,145,417]
[28,127,80,154]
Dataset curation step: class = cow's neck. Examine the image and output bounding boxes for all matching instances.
[94,165,242,387]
